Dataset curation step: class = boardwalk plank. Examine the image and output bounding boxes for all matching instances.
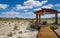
[38,26,58,38]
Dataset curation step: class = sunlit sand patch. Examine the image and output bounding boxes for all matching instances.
[0,20,38,38]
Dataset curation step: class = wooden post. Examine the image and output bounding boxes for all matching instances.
[55,13,58,24]
[36,14,39,26]
[39,15,41,24]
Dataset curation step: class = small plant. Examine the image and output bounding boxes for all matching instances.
[24,31,27,33]
[9,23,10,24]
[14,25,19,30]
[4,21,6,23]
[18,36,21,38]
[7,32,13,37]
[19,31,22,34]
[3,37,6,38]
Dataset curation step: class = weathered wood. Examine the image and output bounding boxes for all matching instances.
[38,26,58,38]
[42,8,59,13]
[55,13,58,24]
[39,15,41,24]
[36,14,39,26]
[35,8,59,25]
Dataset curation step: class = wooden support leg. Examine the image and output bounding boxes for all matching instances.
[36,14,39,26]
[39,15,41,24]
[55,13,58,24]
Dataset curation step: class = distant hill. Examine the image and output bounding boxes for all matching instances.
[0,17,60,20]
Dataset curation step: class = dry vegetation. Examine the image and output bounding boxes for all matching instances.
[0,19,38,38]
[0,18,60,38]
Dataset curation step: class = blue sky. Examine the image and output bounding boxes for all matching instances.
[0,0,60,18]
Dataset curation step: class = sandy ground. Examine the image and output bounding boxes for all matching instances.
[0,20,38,38]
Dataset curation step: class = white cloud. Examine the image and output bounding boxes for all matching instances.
[34,8,41,11]
[0,4,8,9]
[1,11,21,18]
[21,12,34,16]
[24,0,42,7]
[15,4,33,10]
[21,12,36,18]
[24,10,28,12]
[41,0,48,4]
[23,12,34,14]
[1,15,21,18]
[24,6,33,9]
[16,5,24,10]
[28,0,34,1]
[55,3,60,7]
[15,0,48,10]
[42,4,53,8]
[24,0,47,7]
[2,11,20,15]
[34,4,53,11]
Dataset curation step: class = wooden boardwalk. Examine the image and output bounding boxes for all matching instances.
[38,26,58,38]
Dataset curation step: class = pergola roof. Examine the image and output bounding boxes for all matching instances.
[42,8,59,13]
[35,8,59,25]
[35,8,60,15]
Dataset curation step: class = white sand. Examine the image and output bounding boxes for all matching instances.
[0,20,38,38]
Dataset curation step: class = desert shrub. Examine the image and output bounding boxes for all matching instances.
[30,23,40,30]
[18,36,21,38]
[42,21,47,25]
[14,25,19,30]
[3,37,6,38]
[7,32,13,37]
[24,31,27,33]
[50,26,58,30]
[29,20,34,24]
[19,31,22,34]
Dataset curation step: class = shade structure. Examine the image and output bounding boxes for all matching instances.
[34,8,60,26]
